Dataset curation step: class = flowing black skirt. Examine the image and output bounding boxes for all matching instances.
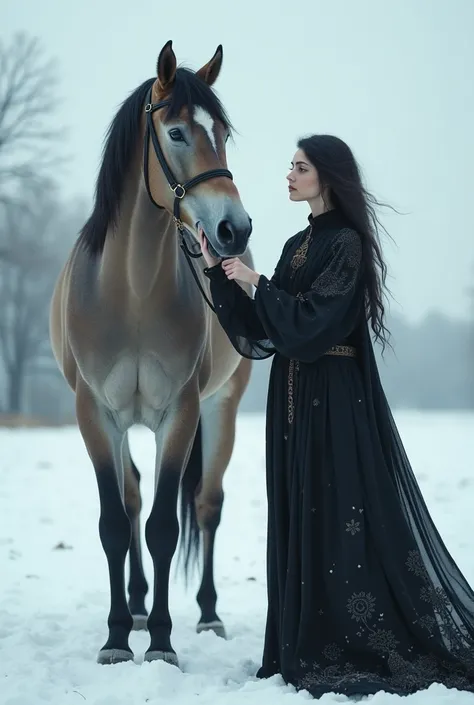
[257,352,474,697]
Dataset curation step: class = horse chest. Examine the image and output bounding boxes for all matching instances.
[100,349,197,411]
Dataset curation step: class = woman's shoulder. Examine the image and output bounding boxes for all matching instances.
[317,211,360,244]
[326,223,362,253]
[332,225,361,246]
[318,226,363,271]
[309,226,364,298]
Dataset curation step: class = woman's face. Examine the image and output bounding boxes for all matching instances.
[286,149,321,202]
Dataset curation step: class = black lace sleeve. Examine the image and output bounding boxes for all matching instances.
[254,228,363,362]
[204,236,298,360]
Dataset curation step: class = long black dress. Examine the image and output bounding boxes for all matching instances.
[203,209,474,697]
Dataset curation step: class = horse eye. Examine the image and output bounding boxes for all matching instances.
[169,128,185,142]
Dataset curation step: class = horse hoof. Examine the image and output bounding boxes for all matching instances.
[97,648,134,665]
[132,614,148,631]
[196,620,226,639]
[144,650,179,668]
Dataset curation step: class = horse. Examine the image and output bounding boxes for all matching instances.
[49,40,254,668]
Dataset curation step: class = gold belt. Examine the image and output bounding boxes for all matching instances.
[323,344,357,358]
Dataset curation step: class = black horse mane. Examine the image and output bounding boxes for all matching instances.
[79,68,232,256]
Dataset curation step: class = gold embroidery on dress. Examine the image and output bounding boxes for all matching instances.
[310,228,361,297]
[290,225,312,275]
[288,359,300,424]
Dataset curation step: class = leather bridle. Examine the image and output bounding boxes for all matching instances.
[142,88,235,311]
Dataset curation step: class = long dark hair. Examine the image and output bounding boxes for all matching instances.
[298,134,392,349]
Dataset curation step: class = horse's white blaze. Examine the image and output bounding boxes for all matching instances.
[194,107,217,153]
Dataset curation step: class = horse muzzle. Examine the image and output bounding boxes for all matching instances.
[204,215,252,258]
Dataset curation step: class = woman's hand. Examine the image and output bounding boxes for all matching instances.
[198,227,260,286]
[198,227,221,268]
[221,258,260,287]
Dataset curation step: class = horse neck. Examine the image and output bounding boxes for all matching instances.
[129,186,180,299]
[103,177,180,301]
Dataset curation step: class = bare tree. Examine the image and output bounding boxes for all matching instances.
[0,191,84,413]
[469,266,474,409]
[0,32,73,416]
[0,33,64,208]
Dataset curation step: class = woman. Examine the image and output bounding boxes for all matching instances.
[199,135,474,697]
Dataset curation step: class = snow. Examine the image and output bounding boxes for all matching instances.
[1,411,474,705]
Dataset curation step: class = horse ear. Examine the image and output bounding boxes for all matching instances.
[156,40,177,91]
[196,45,223,86]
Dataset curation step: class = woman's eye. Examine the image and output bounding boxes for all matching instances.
[169,128,185,142]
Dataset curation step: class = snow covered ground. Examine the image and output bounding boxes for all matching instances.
[1,411,474,705]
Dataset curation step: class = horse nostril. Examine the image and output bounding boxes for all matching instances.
[217,219,235,245]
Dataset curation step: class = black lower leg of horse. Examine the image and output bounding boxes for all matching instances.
[126,459,149,627]
[196,492,225,636]
[96,466,134,662]
[144,466,181,662]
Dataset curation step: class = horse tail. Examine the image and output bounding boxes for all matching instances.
[178,417,202,586]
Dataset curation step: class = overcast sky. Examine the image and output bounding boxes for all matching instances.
[3,0,474,322]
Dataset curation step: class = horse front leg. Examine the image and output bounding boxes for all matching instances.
[144,385,200,667]
[75,381,134,664]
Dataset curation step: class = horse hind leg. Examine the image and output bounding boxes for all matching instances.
[178,415,226,637]
[75,381,134,665]
[191,358,251,639]
[123,433,149,631]
[144,385,200,668]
